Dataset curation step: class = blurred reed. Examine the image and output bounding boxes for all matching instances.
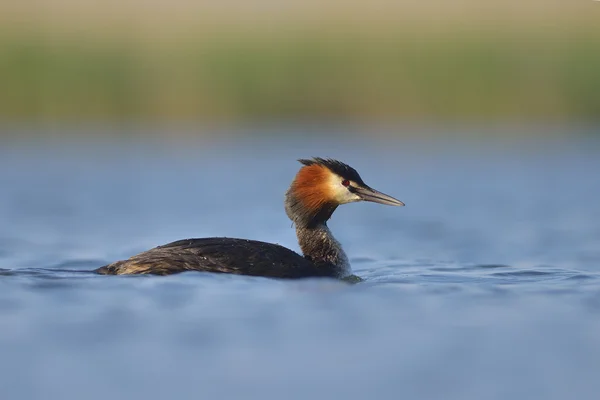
[0,0,598,124]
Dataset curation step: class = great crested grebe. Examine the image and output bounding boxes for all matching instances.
[95,158,404,279]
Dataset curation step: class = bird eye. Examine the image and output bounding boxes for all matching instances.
[342,179,350,187]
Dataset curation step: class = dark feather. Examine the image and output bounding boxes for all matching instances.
[298,157,365,185]
[95,238,338,278]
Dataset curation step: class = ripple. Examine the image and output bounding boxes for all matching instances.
[491,270,554,277]
[48,259,106,271]
[564,273,597,281]
[476,264,513,269]
[350,256,378,264]
[0,267,97,280]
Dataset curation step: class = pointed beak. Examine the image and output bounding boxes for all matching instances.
[353,185,405,206]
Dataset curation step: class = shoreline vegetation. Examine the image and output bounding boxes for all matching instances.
[0,3,598,124]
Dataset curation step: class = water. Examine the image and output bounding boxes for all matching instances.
[1,127,600,399]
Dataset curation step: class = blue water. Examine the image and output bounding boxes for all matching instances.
[1,127,599,399]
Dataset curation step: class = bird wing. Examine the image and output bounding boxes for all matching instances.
[97,237,333,278]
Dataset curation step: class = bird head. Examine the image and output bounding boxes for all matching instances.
[285,157,404,227]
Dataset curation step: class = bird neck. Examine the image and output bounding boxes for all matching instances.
[295,223,350,277]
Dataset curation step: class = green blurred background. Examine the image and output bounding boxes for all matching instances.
[0,0,598,125]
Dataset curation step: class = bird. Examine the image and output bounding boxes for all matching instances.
[95,158,404,279]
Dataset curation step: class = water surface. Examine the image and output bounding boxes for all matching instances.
[1,128,599,399]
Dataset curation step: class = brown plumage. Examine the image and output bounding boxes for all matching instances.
[95,158,404,279]
[285,162,338,228]
[292,162,334,211]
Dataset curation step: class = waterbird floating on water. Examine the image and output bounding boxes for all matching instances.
[95,158,404,279]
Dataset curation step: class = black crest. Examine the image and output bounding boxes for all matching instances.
[298,157,365,185]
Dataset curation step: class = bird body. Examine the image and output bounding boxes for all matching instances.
[96,158,404,279]
[95,237,333,278]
